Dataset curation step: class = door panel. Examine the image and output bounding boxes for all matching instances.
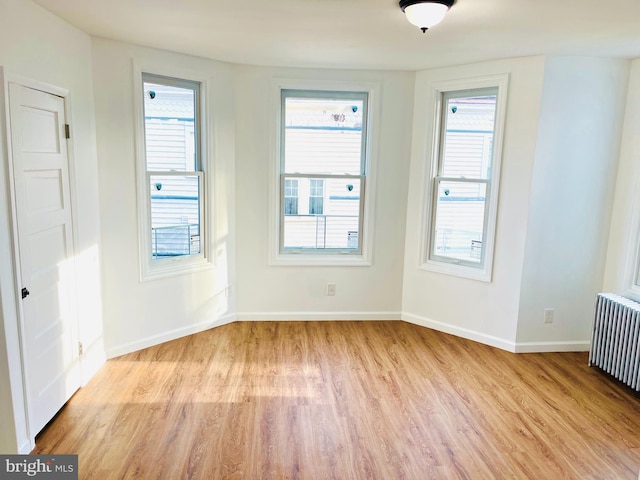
[25,171,65,213]
[8,83,80,438]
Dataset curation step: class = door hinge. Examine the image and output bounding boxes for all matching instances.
[65,124,70,139]
[78,341,84,356]
[21,287,29,299]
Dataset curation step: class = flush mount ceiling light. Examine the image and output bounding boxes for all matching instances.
[399,0,456,33]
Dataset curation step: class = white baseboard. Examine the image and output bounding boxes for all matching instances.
[236,311,401,322]
[402,311,592,354]
[105,313,399,358]
[514,341,590,353]
[106,311,590,359]
[401,312,517,352]
[106,313,237,359]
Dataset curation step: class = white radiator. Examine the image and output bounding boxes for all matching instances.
[589,293,640,391]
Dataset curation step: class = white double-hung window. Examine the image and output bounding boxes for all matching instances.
[423,76,508,281]
[136,72,209,280]
[275,88,372,264]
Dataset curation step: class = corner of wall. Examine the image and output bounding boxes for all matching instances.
[402,56,547,347]
[517,56,630,345]
[602,59,640,295]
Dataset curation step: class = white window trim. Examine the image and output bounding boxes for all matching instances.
[269,78,380,267]
[419,74,509,282]
[133,62,214,281]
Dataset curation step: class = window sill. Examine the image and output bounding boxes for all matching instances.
[140,255,213,282]
[622,286,640,304]
[420,259,492,282]
[270,252,372,267]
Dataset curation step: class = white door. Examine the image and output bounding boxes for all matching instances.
[8,83,80,438]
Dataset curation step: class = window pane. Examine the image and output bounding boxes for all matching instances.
[283,93,365,175]
[284,197,298,215]
[441,92,497,180]
[309,197,324,215]
[283,177,361,250]
[433,180,486,263]
[284,178,298,197]
[284,178,299,215]
[144,81,196,172]
[309,179,324,215]
[150,174,201,257]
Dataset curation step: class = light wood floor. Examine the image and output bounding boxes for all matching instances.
[34,321,640,479]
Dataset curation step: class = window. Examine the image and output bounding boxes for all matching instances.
[309,179,324,215]
[284,179,299,215]
[137,72,207,279]
[424,77,508,281]
[279,89,368,255]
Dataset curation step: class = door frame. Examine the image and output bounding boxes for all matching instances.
[0,68,81,453]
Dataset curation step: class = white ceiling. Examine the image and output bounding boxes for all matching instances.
[32,0,640,71]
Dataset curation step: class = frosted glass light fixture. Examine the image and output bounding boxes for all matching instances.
[399,0,456,32]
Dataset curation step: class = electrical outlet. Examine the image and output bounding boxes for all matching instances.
[327,283,336,296]
[544,308,554,324]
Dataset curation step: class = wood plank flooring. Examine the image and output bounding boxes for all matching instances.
[34,321,640,479]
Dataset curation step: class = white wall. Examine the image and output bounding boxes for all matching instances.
[402,57,546,350]
[603,60,640,295]
[517,57,629,350]
[91,39,236,357]
[234,65,414,318]
[0,0,103,453]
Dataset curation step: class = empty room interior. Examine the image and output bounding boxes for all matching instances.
[2,0,640,477]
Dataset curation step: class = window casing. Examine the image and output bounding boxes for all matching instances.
[423,76,508,282]
[136,71,209,280]
[278,89,368,256]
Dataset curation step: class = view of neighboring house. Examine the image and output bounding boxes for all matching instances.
[433,94,496,263]
[282,95,365,251]
[143,81,201,257]
[143,87,497,259]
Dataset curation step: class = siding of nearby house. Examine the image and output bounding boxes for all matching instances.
[144,94,200,256]
[283,127,362,249]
